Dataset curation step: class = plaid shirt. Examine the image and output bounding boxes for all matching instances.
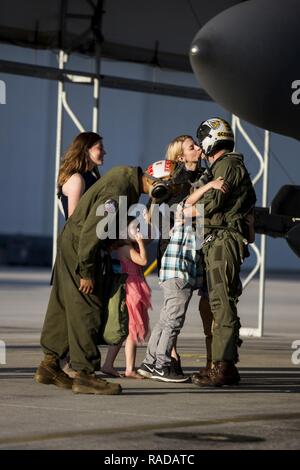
[159,222,203,288]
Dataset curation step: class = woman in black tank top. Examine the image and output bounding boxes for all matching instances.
[57,132,105,220]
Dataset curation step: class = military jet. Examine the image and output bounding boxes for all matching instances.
[190,0,300,257]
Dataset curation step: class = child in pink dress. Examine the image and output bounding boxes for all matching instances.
[101,232,152,379]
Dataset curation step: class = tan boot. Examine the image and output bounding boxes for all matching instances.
[72,371,122,395]
[34,354,73,389]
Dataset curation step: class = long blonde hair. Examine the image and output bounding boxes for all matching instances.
[165,135,193,162]
[57,132,101,194]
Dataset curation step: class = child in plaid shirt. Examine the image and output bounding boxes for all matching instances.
[138,176,226,382]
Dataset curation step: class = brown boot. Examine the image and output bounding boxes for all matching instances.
[34,354,73,389]
[192,361,240,387]
[72,371,122,395]
[190,360,212,382]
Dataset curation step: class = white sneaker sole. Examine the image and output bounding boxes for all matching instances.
[152,375,189,383]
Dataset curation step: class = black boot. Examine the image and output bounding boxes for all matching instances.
[170,355,184,376]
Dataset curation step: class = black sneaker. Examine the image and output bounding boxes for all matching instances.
[137,362,155,378]
[152,365,189,383]
[170,355,184,376]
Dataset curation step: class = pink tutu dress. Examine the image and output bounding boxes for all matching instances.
[119,257,152,344]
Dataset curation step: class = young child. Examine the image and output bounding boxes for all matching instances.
[101,231,152,379]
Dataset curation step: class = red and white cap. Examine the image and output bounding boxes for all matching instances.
[145,160,176,180]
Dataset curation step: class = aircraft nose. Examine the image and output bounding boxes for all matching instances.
[189,0,300,142]
[190,38,211,65]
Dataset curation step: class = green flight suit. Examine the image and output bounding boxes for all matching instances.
[41,166,142,373]
[202,153,256,363]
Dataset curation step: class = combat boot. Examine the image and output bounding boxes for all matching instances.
[34,354,73,389]
[192,361,240,387]
[72,371,122,395]
[190,360,212,382]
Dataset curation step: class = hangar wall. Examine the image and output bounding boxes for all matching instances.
[0,44,299,271]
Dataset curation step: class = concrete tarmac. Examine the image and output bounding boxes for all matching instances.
[0,267,299,450]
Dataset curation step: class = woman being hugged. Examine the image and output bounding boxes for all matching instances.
[57,132,105,220]
[157,135,209,375]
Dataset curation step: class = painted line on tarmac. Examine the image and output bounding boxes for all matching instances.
[241,370,300,374]
[180,354,206,358]
[0,411,300,446]
[0,402,188,420]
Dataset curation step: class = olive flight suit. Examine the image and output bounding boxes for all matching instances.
[41,166,142,373]
[202,153,256,363]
